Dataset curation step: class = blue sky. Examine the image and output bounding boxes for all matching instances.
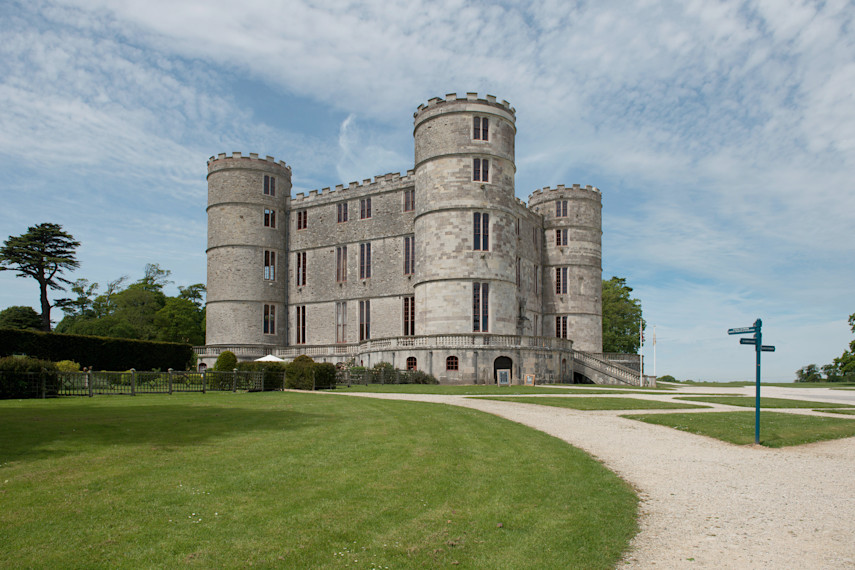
[1,0,853,381]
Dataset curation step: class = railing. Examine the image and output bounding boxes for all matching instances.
[572,351,641,386]
[196,334,575,360]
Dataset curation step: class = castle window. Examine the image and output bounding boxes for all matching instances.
[263,304,276,335]
[404,188,416,212]
[264,250,276,281]
[446,356,459,371]
[264,208,276,228]
[556,315,568,339]
[263,175,275,196]
[556,267,567,295]
[534,265,539,295]
[359,300,370,341]
[556,200,568,218]
[296,251,306,287]
[403,296,415,336]
[359,242,371,279]
[473,212,489,251]
[336,246,347,282]
[295,305,306,344]
[473,117,489,141]
[360,198,372,219]
[556,228,568,246]
[403,188,415,212]
[516,257,521,287]
[336,302,347,343]
[296,209,307,230]
[337,202,348,223]
[403,235,415,275]
[473,158,489,182]
[406,357,417,371]
[473,282,489,332]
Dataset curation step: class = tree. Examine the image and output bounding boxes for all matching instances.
[136,263,172,292]
[795,364,822,383]
[154,297,205,345]
[0,306,42,330]
[55,278,99,318]
[0,223,80,331]
[602,276,644,353]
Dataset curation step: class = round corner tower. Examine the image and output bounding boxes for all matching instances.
[412,93,518,335]
[206,152,291,347]
[529,185,603,353]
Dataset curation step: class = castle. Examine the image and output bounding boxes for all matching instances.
[198,93,641,385]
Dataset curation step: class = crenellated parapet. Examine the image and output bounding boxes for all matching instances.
[291,169,415,205]
[528,184,601,207]
[414,92,515,119]
[207,152,292,178]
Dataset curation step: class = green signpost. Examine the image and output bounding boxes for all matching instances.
[728,318,776,444]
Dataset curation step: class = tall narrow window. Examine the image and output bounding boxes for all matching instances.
[336,246,347,282]
[555,267,567,295]
[337,202,348,223]
[403,235,415,275]
[556,228,568,246]
[359,242,371,279]
[473,158,489,182]
[473,117,489,141]
[359,300,370,341]
[403,188,415,212]
[556,315,568,339]
[296,251,307,287]
[360,198,372,219]
[263,175,275,196]
[264,208,276,228]
[403,296,415,336]
[295,306,306,344]
[264,250,276,281]
[263,304,276,335]
[473,212,489,250]
[556,200,568,218]
[336,302,347,343]
[534,265,539,295]
[473,282,489,332]
[296,210,307,230]
[516,257,521,287]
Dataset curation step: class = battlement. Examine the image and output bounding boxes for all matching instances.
[207,152,292,175]
[414,92,516,119]
[292,169,416,205]
[528,184,601,206]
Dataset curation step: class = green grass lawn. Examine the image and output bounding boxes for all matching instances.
[821,409,855,415]
[479,396,708,411]
[0,393,637,568]
[335,384,665,395]
[624,411,855,447]
[675,396,855,409]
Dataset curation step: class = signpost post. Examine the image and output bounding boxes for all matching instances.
[728,318,775,444]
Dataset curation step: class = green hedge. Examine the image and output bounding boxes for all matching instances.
[0,356,59,399]
[236,361,286,391]
[0,328,193,371]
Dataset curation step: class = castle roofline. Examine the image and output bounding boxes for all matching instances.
[207,152,291,175]
[414,92,516,119]
[292,169,415,204]
[528,184,601,206]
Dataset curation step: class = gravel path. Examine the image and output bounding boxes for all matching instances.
[332,386,855,568]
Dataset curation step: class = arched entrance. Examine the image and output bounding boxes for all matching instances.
[493,356,513,384]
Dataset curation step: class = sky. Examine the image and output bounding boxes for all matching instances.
[1,0,853,382]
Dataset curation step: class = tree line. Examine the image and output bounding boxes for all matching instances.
[796,313,855,382]
[0,223,204,345]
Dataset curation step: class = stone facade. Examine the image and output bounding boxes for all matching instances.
[200,93,603,385]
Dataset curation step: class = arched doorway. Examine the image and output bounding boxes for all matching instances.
[493,356,513,384]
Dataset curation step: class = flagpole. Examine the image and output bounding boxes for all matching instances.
[653,325,657,378]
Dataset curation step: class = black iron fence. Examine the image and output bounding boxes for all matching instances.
[0,369,281,399]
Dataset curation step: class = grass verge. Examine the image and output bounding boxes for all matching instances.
[624,411,855,447]
[478,396,708,410]
[0,393,637,568]
[335,384,664,395]
[675,396,855,409]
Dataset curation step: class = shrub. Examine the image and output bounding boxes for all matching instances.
[236,361,286,391]
[407,370,439,385]
[214,351,238,372]
[55,360,81,373]
[0,356,59,399]
[285,355,315,390]
[314,363,336,390]
[657,374,677,383]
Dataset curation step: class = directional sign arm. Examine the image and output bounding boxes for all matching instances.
[728,326,757,335]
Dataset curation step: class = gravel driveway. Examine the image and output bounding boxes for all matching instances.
[334,385,855,568]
